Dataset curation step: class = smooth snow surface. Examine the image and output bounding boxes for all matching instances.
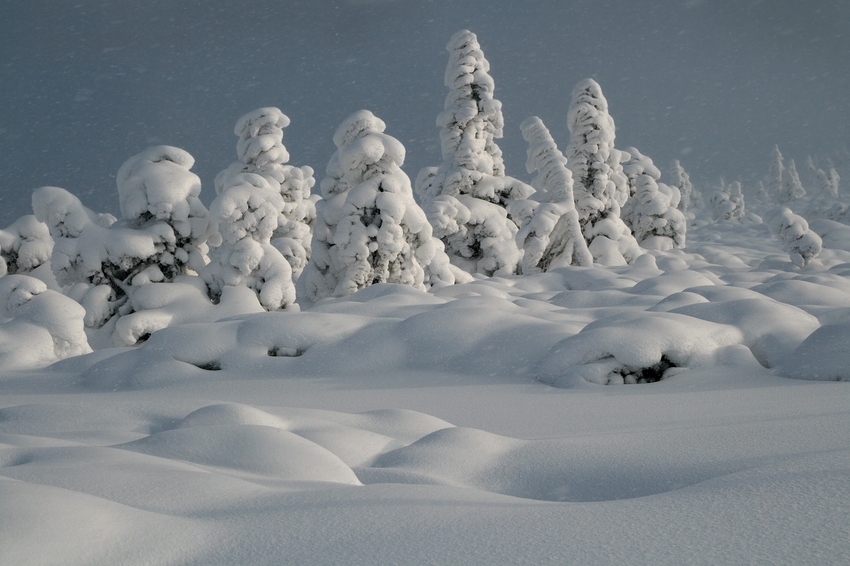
[2,219,850,564]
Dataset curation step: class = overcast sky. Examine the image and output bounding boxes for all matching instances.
[1,0,848,223]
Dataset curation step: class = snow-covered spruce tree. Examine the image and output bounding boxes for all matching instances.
[512,116,591,273]
[779,159,806,204]
[671,160,698,216]
[565,78,640,266]
[765,207,822,268]
[415,29,533,276]
[202,172,295,311]
[215,107,316,280]
[768,145,785,203]
[306,110,456,300]
[707,179,746,222]
[32,146,215,333]
[621,147,686,250]
[0,215,52,277]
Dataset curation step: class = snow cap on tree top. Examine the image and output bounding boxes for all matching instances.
[116,145,202,223]
[332,109,387,149]
[235,107,291,168]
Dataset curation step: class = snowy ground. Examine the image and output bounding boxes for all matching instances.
[2,219,850,565]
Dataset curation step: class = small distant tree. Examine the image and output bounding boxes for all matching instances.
[513,116,592,273]
[566,78,640,266]
[415,29,533,276]
[779,159,806,203]
[768,145,785,202]
[216,107,316,281]
[707,180,746,222]
[0,215,52,277]
[306,110,456,300]
[671,160,698,216]
[765,207,822,268]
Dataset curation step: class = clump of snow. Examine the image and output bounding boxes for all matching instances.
[305,110,456,300]
[778,321,850,381]
[765,207,822,267]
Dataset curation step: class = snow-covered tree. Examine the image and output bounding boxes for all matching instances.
[768,145,785,202]
[0,215,52,277]
[306,110,456,300]
[779,159,806,203]
[621,148,686,250]
[671,160,698,215]
[512,116,592,273]
[216,107,316,280]
[202,172,295,311]
[707,180,746,222]
[765,207,822,268]
[32,146,215,332]
[565,78,640,266]
[415,29,533,276]
[116,145,215,280]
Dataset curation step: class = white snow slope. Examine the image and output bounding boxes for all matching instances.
[2,218,850,565]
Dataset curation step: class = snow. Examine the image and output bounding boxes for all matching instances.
[2,210,850,563]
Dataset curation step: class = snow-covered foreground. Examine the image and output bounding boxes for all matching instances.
[2,220,850,565]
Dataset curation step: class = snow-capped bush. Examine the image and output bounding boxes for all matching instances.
[621,147,686,250]
[0,274,91,368]
[202,172,296,311]
[513,116,591,273]
[765,207,822,267]
[0,215,53,277]
[306,110,456,301]
[215,107,316,280]
[566,78,640,266]
[415,30,533,276]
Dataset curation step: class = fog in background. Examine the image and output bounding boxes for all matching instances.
[1,0,848,224]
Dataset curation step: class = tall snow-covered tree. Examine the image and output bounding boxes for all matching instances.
[565,78,640,266]
[415,29,533,276]
[621,147,686,250]
[512,116,591,273]
[779,159,806,203]
[306,110,456,300]
[0,215,52,277]
[202,172,296,312]
[216,107,316,281]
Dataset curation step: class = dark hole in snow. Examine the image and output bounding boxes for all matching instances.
[137,333,151,343]
[623,355,675,384]
[268,346,305,357]
[193,361,222,371]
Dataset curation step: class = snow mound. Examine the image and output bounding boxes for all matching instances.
[778,321,850,381]
[120,424,361,484]
[538,311,751,386]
